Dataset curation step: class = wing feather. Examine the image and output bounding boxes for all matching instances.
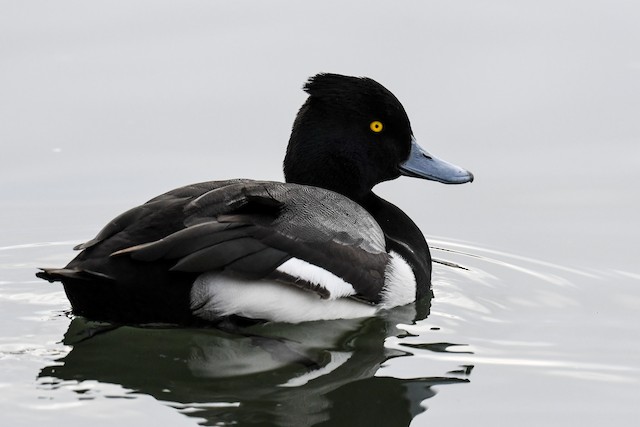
[65,180,390,304]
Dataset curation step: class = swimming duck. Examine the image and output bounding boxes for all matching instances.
[37,73,473,325]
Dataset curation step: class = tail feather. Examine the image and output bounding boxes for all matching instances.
[36,268,115,283]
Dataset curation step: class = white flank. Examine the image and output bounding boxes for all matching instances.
[275,258,356,299]
[379,251,417,309]
[191,272,376,324]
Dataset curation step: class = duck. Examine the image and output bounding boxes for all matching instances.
[37,73,473,325]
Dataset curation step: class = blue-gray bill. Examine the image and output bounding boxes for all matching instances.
[399,137,474,184]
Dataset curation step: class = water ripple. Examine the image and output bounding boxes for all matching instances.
[0,241,80,252]
[430,237,600,284]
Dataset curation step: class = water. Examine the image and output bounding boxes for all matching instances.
[2,239,638,425]
[2,1,639,425]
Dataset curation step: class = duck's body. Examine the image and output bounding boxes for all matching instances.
[38,74,473,325]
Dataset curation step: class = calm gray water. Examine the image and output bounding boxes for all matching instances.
[1,1,639,426]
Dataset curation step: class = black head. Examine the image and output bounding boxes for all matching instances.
[284,73,414,200]
[284,73,473,201]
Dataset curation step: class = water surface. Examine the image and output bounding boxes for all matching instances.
[1,237,638,426]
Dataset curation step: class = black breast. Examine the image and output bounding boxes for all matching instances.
[361,193,432,300]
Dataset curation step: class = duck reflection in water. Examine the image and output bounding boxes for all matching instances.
[39,296,471,426]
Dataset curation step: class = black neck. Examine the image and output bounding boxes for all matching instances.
[360,192,432,299]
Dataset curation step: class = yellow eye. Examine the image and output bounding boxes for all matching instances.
[370,121,384,133]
